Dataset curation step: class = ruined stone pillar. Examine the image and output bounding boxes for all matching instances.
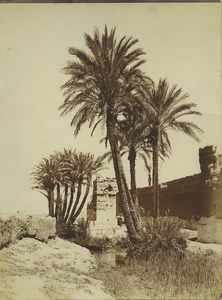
[199,146,221,217]
[198,146,222,243]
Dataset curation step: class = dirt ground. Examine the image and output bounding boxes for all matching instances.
[1,231,222,300]
[0,237,113,300]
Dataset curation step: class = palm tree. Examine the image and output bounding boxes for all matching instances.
[138,151,152,187]
[32,149,104,224]
[32,156,60,217]
[65,151,104,225]
[115,101,149,208]
[103,102,169,209]
[59,26,147,242]
[143,78,203,218]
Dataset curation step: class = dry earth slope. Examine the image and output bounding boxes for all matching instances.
[0,214,113,300]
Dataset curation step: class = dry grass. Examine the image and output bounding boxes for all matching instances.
[92,216,221,299]
[92,249,222,299]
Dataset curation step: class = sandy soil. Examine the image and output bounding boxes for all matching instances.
[187,240,222,254]
[0,237,113,300]
[1,230,222,300]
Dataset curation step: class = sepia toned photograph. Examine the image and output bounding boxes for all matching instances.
[0,3,221,299]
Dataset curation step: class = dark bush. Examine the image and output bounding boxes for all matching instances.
[0,218,13,249]
[56,218,110,250]
[114,235,131,249]
[127,216,187,260]
[56,218,89,240]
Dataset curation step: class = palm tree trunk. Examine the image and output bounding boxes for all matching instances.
[107,113,141,242]
[71,182,90,224]
[64,187,74,222]
[48,189,55,217]
[47,191,51,216]
[152,134,159,218]
[61,184,68,219]
[55,183,61,219]
[148,173,152,187]
[128,148,138,207]
[121,167,141,233]
[68,180,82,224]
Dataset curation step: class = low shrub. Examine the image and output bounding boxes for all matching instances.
[127,216,187,260]
[56,218,90,240]
[180,216,199,230]
[0,218,13,249]
[0,216,33,249]
[113,235,131,249]
[57,218,111,250]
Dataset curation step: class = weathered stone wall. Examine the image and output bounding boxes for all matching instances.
[87,175,118,236]
[116,146,222,226]
[197,146,222,243]
[199,146,222,218]
[133,174,202,220]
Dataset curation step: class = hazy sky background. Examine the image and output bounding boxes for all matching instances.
[0,3,221,214]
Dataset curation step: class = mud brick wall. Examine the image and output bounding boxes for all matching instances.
[117,146,222,221]
[117,174,202,220]
[138,174,202,220]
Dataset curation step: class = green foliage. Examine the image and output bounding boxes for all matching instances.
[127,216,187,260]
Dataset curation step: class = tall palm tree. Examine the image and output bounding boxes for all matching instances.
[143,78,203,218]
[115,101,149,208]
[59,26,147,242]
[103,103,169,209]
[138,151,152,187]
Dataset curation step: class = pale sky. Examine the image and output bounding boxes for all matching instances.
[0,3,221,214]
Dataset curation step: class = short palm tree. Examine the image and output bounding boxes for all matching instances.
[59,26,147,242]
[32,149,104,224]
[143,78,203,218]
[32,156,60,217]
[64,151,104,225]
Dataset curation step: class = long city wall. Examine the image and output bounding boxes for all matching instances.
[136,174,202,220]
[117,145,222,223]
[116,173,202,220]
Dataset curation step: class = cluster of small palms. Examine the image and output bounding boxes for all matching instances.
[32,149,104,225]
